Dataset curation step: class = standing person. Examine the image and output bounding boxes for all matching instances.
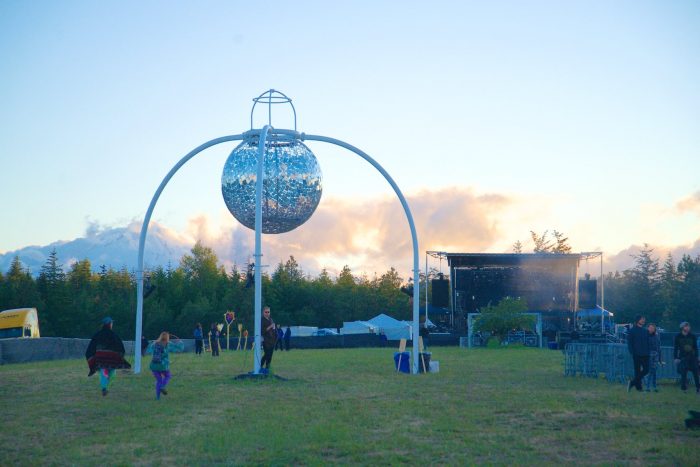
[149,332,184,400]
[194,323,204,355]
[419,318,430,350]
[627,315,650,392]
[276,325,285,351]
[260,306,277,373]
[210,323,220,357]
[85,317,131,396]
[674,321,700,393]
[284,326,291,351]
[140,334,149,356]
[645,323,662,392]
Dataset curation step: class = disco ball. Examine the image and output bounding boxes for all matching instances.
[221,139,322,234]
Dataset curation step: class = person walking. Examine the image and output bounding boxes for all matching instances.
[674,321,700,393]
[194,323,204,355]
[85,317,131,396]
[284,326,291,351]
[260,306,277,373]
[644,323,662,392]
[210,323,220,357]
[149,331,183,400]
[276,325,285,351]
[627,315,650,392]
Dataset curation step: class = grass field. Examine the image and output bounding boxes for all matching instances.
[0,346,698,465]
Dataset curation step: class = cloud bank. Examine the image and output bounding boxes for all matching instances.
[3,186,699,278]
[186,187,512,276]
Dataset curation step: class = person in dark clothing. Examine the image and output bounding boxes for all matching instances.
[194,323,204,355]
[284,326,291,351]
[141,334,149,356]
[644,323,662,392]
[570,328,580,342]
[260,306,277,372]
[275,325,285,351]
[210,323,220,357]
[85,317,130,396]
[627,315,650,392]
[673,321,700,393]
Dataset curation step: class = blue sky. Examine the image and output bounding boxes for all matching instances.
[1,1,699,272]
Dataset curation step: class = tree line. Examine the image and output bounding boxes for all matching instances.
[1,242,698,339]
[603,245,700,328]
[0,243,411,340]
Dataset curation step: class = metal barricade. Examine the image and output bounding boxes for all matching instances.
[563,343,679,384]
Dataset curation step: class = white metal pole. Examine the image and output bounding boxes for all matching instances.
[601,253,605,333]
[302,134,421,374]
[425,252,429,325]
[253,125,271,375]
[133,134,244,374]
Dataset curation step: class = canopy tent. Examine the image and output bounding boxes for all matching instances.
[367,313,412,340]
[341,321,377,335]
[341,313,412,339]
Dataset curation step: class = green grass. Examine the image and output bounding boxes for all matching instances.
[0,347,697,465]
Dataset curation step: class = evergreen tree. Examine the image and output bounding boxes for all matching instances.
[37,249,69,335]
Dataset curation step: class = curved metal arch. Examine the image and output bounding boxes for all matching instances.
[133,134,245,373]
[301,133,422,374]
[134,129,421,375]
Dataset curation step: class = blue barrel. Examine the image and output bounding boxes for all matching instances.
[548,341,558,350]
[394,351,410,373]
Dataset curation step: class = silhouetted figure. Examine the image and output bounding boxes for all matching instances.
[194,323,203,355]
[210,323,220,357]
[276,325,285,351]
[260,306,277,372]
[284,326,291,351]
[627,315,650,393]
[674,322,699,393]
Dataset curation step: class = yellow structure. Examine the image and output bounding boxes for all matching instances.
[0,308,40,339]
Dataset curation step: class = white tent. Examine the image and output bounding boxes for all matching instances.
[341,321,377,335]
[367,313,412,340]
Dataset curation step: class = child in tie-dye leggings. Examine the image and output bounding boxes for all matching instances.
[149,331,182,400]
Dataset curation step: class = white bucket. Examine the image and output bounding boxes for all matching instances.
[429,361,439,373]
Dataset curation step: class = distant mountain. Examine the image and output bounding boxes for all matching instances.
[0,222,193,275]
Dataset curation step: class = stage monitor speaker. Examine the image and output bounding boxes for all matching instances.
[578,279,597,309]
[431,279,450,308]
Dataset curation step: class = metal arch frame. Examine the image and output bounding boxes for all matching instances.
[134,126,421,375]
[133,134,245,373]
[301,133,421,374]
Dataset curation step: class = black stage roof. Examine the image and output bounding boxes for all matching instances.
[445,253,582,269]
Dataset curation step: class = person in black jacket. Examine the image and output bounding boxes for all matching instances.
[673,321,699,393]
[627,315,650,392]
[209,323,220,357]
[85,317,130,396]
[275,325,284,351]
[260,306,277,373]
[284,326,291,351]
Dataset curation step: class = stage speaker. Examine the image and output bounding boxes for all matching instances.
[578,279,597,309]
[431,279,450,308]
